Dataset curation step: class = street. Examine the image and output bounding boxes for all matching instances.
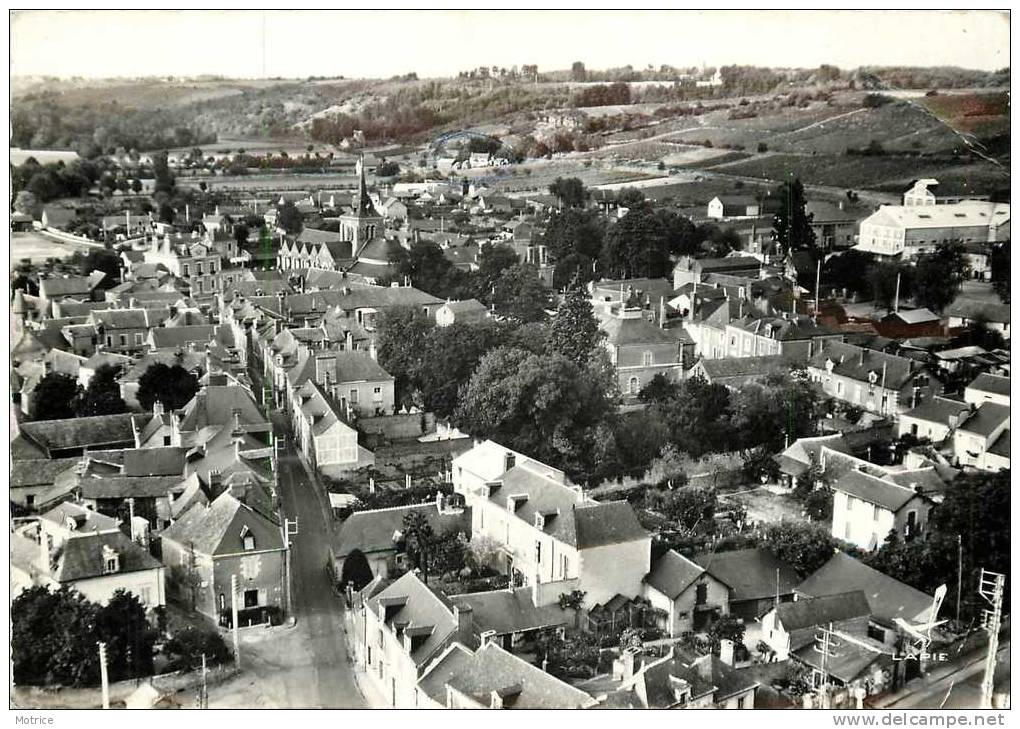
[206,415,365,708]
[886,646,1010,710]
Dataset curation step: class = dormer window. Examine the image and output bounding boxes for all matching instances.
[240,524,256,551]
[825,358,835,374]
[868,370,878,385]
[102,545,120,574]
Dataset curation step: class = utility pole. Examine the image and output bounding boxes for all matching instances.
[978,569,1005,708]
[813,622,841,709]
[231,574,241,669]
[98,642,110,709]
[893,272,901,313]
[200,653,208,709]
[956,535,963,622]
[283,517,299,619]
[814,257,822,316]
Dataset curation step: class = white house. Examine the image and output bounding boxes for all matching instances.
[830,468,934,551]
[855,201,1010,259]
[964,373,1010,407]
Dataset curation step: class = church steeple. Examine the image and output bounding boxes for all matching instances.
[354,155,377,217]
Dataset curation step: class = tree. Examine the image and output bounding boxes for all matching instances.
[549,285,603,367]
[163,628,232,672]
[468,534,501,573]
[77,364,128,417]
[80,248,121,287]
[402,511,435,583]
[913,243,968,313]
[759,521,840,578]
[14,190,41,218]
[708,614,746,651]
[95,590,156,681]
[31,372,82,421]
[491,264,552,323]
[12,587,99,687]
[375,305,435,409]
[867,261,913,310]
[233,223,250,251]
[339,548,374,591]
[648,486,718,535]
[548,177,588,208]
[474,243,522,301]
[601,207,670,279]
[657,210,700,256]
[990,243,1010,303]
[415,320,509,418]
[277,201,303,234]
[649,375,732,457]
[771,178,815,252]
[729,371,821,453]
[821,250,875,299]
[639,373,681,404]
[152,152,174,195]
[455,346,617,480]
[136,363,200,412]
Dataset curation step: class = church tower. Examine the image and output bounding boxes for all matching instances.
[340,155,383,255]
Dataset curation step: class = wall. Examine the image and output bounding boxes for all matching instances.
[363,603,424,708]
[211,550,287,621]
[831,490,896,551]
[643,570,729,637]
[577,538,651,607]
[71,568,167,609]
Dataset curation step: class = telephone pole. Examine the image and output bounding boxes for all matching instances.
[283,517,299,619]
[813,622,842,709]
[978,569,1005,709]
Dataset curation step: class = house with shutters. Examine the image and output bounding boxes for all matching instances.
[830,468,935,551]
[806,341,942,418]
[451,440,650,608]
[160,491,286,624]
[691,548,800,621]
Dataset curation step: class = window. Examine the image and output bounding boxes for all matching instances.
[163,435,172,446]
[873,504,881,522]
[628,377,640,395]
[140,586,152,606]
[134,333,144,345]
[844,521,852,540]
[642,351,653,366]
[243,589,259,608]
[241,525,256,551]
[349,388,359,404]
[867,624,886,642]
[119,334,127,347]
[26,494,35,508]
[106,335,113,348]
[535,541,542,564]
[197,263,204,275]
[836,381,844,396]
[183,264,190,276]
[219,593,226,610]
[695,583,708,606]
[560,554,568,578]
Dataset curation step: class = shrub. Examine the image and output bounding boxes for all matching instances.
[164,628,232,672]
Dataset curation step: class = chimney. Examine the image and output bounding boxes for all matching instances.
[152,400,164,417]
[452,603,473,634]
[719,639,735,666]
[38,532,50,575]
[489,690,504,710]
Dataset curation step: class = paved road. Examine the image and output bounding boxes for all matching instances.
[206,415,364,708]
[887,646,1010,710]
[275,435,365,708]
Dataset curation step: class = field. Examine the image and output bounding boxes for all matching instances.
[710,152,1006,191]
[10,232,96,269]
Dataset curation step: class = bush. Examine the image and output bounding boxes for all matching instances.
[163,628,232,672]
[757,142,768,153]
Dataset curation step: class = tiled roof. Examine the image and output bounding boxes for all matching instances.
[644,549,705,599]
[958,401,1010,438]
[53,531,163,582]
[774,591,871,631]
[334,502,470,558]
[797,552,934,626]
[693,548,799,603]
[451,588,571,637]
[162,492,284,557]
[16,413,137,454]
[832,469,922,512]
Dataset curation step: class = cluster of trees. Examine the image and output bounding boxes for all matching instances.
[822,242,968,313]
[572,82,632,108]
[381,240,550,320]
[12,158,102,205]
[30,365,128,421]
[398,511,468,584]
[11,94,215,155]
[538,181,738,288]
[12,588,156,687]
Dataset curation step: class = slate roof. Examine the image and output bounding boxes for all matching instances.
[442,299,488,315]
[78,474,187,500]
[644,550,706,599]
[792,635,885,684]
[177,385,268,431]
[15,413,137,454]
[10,458,82,487]
[122,447,188,477]
[40,274,103,298]
[809,341,921,388]
[797,552,934,626]
[774,591,871,631]
[958,402,1010,438]
[40,502,121,533]
[945,297,1011,325]
[696,355,786,383]
[901,395,970,427]
[451,588,571,636]
[333,503,471,558]
[421,642,594,709]
[335,351,394,383]
[967,373,1010,399]
[149,325,216,349]
[693,548,800,603]
[600,314,679,347]
[488,464,646,550]
[161,492,284,557]
[988,430,1010,459]
[832,469,924,512]
[53,531,162,582]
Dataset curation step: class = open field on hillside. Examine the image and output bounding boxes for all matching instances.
[10,232,94,268]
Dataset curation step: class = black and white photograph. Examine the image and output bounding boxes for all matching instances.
[6,8,1011,714]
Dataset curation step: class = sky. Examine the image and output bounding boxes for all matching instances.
[10,10,1010,80]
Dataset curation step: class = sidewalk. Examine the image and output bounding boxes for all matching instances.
[871,641,1009,709]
